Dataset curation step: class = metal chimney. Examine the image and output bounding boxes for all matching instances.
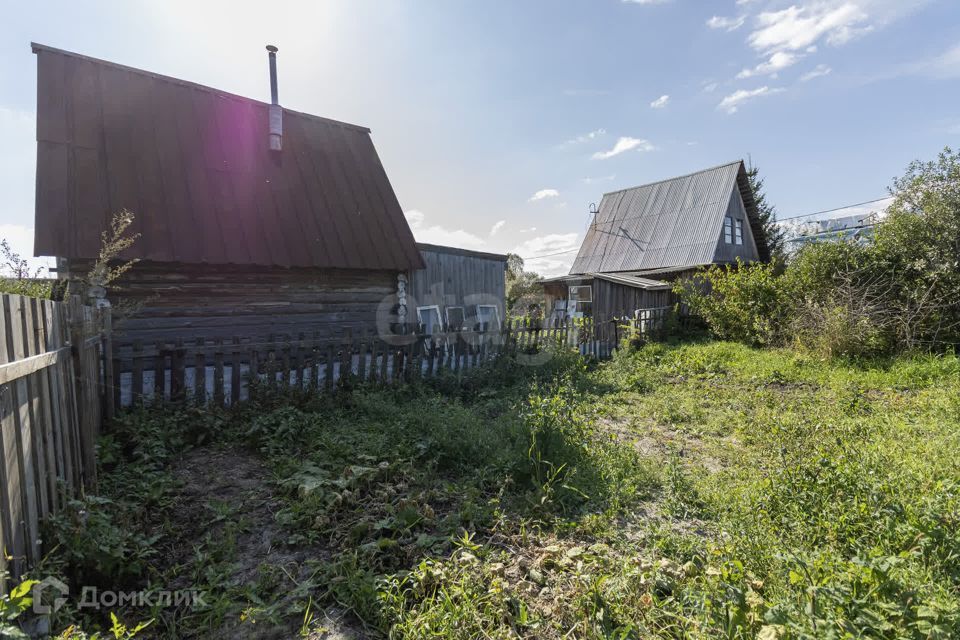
[266,45,282,151]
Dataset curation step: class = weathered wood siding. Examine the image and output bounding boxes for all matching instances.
[712,188,760,264]
[63,260,397,352]
[592,279,675,322]
[408,246,506,324]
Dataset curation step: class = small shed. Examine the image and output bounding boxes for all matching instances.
[408,244,507,334]
[31,43,425,349]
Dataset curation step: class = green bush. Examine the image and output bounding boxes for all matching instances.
[673,259,788,346]
[678,148,960,357]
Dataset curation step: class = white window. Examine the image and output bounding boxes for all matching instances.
[734,219,744,245]
[417,305,442,335]
[724,216,733,244]
[568,285,593,316]
[476,304,500,332]
[445,306,465,331]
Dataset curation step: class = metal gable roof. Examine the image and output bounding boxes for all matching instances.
[32,43,424,271]
[570,161,765,275]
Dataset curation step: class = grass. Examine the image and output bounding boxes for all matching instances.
[20,341,960,638]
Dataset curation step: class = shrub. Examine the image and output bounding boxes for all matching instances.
[674,259,788,346]
[678,148,960,357]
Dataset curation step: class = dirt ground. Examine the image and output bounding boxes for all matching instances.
[165,448,369,639]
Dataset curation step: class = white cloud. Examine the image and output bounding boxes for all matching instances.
[707,15,746,31]
[404,209,486,249]
[557,128,606,148]
[901,43,960,79]
[404,210,425,228]
[529,189,560,202]
[650,94,670,109]
[592,136,655,160]
[489,220,506,236]
[800,63,833,81]
[747,3,870,54]
[622,0,670,4]
[737,51,801,78]
[702,81,719,93]
[868,42,960,83]
[717,86,784,113]
[733,1,932,85]
[512,233,581,278]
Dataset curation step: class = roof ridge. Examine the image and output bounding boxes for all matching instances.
[601,160,744,197]
[30,42,372,134]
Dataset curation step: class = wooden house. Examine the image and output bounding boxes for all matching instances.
[409,244,507,334]
[31,44,503,354]
[543,161,770,323]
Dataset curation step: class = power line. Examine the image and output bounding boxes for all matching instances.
[776,197,892,222]
[522,196,894,261]
[586,195,893,230]
[522,247,581,260]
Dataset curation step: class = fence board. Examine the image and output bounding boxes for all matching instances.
[0,294,113,588]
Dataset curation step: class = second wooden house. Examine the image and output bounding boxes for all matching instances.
[542,160,770,324]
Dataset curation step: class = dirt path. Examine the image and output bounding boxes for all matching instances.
[162,447,369,639]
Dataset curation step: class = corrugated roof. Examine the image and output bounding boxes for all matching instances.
[32,43,424,271]
[416,243,508,262]
[570,161,768,274]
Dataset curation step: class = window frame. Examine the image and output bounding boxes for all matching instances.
[416,305,443,335]
[476,304,501,332]
[734,218,744,245]
[724,216,734,244]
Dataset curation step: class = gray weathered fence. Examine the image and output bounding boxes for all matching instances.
[112,310,691,407]
[113,319,585,406]
[0,294,110,588]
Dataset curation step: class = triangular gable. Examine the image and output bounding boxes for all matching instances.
[570,160,769,274]
[32,43,425,271]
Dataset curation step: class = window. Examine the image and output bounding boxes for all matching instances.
[724,216,733,244]
[416,305,442,335]
[568,285,593,316]
[445,306,465,331]
[734,219,744,245]
[476,304,500,332]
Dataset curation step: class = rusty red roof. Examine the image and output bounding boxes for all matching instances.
[32,43,424,271]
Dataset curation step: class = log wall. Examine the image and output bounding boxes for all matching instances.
[61,260,398,353]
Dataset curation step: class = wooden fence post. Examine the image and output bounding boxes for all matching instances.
[101,307,115,421]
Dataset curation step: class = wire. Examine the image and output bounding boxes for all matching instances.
[522,248,581,260]
[586,195,893,230]
[522,196,893,261]
[775,197,893,222]
[787,222,877,241]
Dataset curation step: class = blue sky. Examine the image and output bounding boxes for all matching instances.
[1,0,957,275]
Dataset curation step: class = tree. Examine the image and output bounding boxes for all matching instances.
[746,164,786,263]
[505,253,543,317]
[679,148,960,355]
[0,240,53,298]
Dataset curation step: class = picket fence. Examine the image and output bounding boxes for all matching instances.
[0,294,110,588]
[112,308,685,407]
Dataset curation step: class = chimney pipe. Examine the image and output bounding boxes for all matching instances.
[266,45,282,151]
